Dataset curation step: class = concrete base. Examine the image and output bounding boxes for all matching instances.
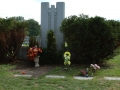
[45,75,65,78]
[73,76,93,80]
[34,57,40,67]
[104,77,120,80]
[14,74,32,77]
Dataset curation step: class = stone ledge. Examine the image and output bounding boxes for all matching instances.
[73,76,93,80]
[104,77,120,80]
[45,75,65,78]
[14,74,32,77]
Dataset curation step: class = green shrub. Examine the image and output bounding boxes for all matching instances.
[60,14,115,64]
[0,17,26,63]
[40,30,63,64]
[40,48,64,65]
[29,36,39,47]
[106,20,120,48]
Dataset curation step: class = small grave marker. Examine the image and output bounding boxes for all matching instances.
[73,76,93,80]
[45,75,65,78]
[14,74,32,77]
[104,77,120,80]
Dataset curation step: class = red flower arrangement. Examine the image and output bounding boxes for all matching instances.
[27,46,42,60]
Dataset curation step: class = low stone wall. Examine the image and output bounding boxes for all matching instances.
[17,36,41,61]
[17,46,29,60]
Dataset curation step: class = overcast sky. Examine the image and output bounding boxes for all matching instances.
[0,0,120,24]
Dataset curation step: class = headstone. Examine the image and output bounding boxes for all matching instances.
[73,76,93,80]
[14,74,32,77]
[104,77,120,80]
[45,75,65,78]
[41,2,65,50]
[22,36,29,46]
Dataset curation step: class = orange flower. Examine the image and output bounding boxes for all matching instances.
[27,47,42,60]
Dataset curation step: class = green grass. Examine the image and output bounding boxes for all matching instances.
[96,48,120,77]
[1,48,120,90]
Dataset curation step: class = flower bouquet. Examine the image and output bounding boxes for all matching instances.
[90,64,100,76]
[27,46,42,67]
[80,64,100,77]
[63,51,71,70]
[27,47,42,60]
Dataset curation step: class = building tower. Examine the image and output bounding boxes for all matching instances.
[41,2,65,49]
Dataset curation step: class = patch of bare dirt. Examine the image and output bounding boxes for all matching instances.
[10,61,55,78]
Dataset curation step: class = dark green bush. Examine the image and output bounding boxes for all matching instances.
[40,48,64,65]
[0,17,26,63]
[40,30,64,64]
[29,36,39,47]
[60,14,115,64]
[106,20,120,48]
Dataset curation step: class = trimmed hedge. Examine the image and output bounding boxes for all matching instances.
[60,14,120,64]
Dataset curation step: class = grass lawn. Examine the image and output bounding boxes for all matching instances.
[1,48,120,90]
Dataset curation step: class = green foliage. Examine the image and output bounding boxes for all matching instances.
[29,36,39,47]
[106,20,120,48]
[60,14,116,64]
[40,30,64,64]
[0,17,26,63]
[46,30,57,50]
[0,17,26,32]
[46,30,57,64]
[40,48,64,65]
[26,19,40,36]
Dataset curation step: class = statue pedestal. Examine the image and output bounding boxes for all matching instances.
[34,56,40,67]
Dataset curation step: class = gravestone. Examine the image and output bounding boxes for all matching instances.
[22,36,29,46]
[41,2,65,50]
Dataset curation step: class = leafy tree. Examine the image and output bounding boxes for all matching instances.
[12,16,25,22]
[29,36,39,47]
[40,30,58,64]
[26,19,40,36]
[46,30,57,64]
[0,17,26,63]
[46,30,57,50]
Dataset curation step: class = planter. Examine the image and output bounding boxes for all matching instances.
[34,56,40,67]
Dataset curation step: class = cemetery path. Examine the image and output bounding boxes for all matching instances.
[10,61,55,78]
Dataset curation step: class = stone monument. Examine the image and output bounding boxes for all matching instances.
[41,2,65,49]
